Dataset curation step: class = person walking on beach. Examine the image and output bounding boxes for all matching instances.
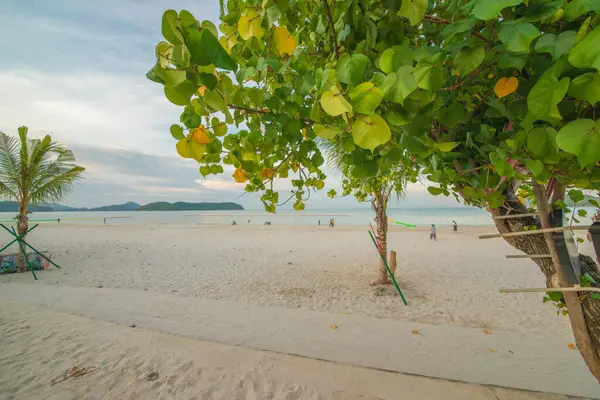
[430,224,437,240]
[318,220,320,226]
[453,220,458,232]
[329,218,335,228]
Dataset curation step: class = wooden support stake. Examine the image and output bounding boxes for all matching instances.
[506,254,552,259]
[500,286,600,294]
[493,212,539,220]
[479,225,588,239]
[389,250,397,277]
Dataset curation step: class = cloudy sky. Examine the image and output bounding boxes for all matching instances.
[0,0,459,210]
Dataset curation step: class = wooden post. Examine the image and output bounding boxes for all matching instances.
[389,250,397,277]
[532,182,600,381]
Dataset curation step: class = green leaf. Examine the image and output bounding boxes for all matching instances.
[525,159,544,176]
[564,0,600,20]
[189,30,237,71]
[442,17,480,41]
[569,27,600,69]
[204,90,228,112]
[527,76,569,118]
[413,54,446,91]
[173,44,191,68]
[490,152,515,177]
[154,66,187,87]
[498,22,541,53]
[164,80,197,106]
[473,0,523,20]
[527,127,559,158]
[521,0,564,22]
[372,72,398,95]
[378,45,414,74]
[397,0,428,26]
[535,32,577,62]
[568,189,586,203]
[336,53,369,85]
[385,108,410,126]
[348,82,384,114]
[201,20,218,38]
[162,10,184,45]
[211,117,227,136]
[314,124,342,139]
[170,124,185,140]
[454,44,485,75]
[428,187,443,195]
[320,87,353,116]
[435,142,459,152]
[156,41,173,68]
[557,119,600,167]
[352,114,391,151]
[386,66,418,104]
[568,73,600,104]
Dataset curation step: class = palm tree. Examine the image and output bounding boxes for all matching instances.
[0,126,85,272]
[323,141,410,284]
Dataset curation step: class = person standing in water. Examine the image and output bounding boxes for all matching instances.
[430,224,437,240]
[453,221,458,232]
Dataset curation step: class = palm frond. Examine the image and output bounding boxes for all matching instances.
[0,127,85,208]
[0,132,22,199]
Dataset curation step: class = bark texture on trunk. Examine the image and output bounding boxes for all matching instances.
[491,189,600,381]
[16,209,28,273]
[374,191,389,284]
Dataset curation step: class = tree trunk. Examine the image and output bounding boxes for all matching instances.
[374,191,389,284]
[491,188,600,382]
[16,208,28,273]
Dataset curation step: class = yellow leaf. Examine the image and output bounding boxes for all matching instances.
[483,330,492,335]
[411,329,420,334]
[219,35,239,53]
[261,168,274,179]
[238,11,265,41]
[274,26,296,55]
[494,77,519,98]
[176,139,206,160]
[331,325,338,329]
[192,125,211,145]
[487,348,495,353]
[568,343,576,349]
[233,168,248,183]
[320,86,353,116]
[517,195,526,204]
[197,85,207,97]
[302,128,310,140]
[213,70,221,82]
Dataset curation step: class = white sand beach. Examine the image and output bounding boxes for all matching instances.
[1,224,598,398]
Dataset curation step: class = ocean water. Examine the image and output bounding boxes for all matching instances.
[0,206,595,228]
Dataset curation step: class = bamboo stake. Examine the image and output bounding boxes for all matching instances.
[493,212,539,220]
[479,225,588,239]
[500,287,600,293]
[506,254,551,259]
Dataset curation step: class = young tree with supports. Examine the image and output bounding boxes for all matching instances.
[148,1,600,380]
[0,127,84,272]
[324,143,416,284]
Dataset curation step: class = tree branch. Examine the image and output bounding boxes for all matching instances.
[227,104,312,124]
[322,0,339,59]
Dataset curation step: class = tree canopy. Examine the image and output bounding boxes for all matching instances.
[148,0,600,212]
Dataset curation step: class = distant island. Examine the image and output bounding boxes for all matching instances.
[139,202,244,211]
[0,201,244,212]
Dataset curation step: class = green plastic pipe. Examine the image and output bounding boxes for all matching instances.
[0,224,39,253]
[369,230,407,306]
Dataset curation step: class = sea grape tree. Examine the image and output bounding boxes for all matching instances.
[148,0,600,380]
